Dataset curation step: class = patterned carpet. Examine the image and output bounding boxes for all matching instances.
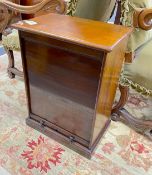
[0,51,152,175]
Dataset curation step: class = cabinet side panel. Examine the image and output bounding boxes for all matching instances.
[90,39,128,146]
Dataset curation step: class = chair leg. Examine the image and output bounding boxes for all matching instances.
[111,84,152,140]
[5,47,15,79]
[111,84,129,121]
[118,108,152,140]
[4,47,23,79]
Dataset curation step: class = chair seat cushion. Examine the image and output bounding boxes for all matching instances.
[121,39,152,96]
[2,29,20,50]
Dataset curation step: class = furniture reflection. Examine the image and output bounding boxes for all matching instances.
[0,0,66,78]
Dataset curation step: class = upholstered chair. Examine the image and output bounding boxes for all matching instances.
[0,0,66,78]
[111,0,152,140]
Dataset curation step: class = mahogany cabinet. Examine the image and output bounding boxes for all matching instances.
[13,13,132,158]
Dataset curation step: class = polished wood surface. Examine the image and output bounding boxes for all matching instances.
[22,33,102,142]
[14,13,132,158]
[133,7,152,31]
[90,39,128,146]
[13,13,132,52]
[20,0,66,19]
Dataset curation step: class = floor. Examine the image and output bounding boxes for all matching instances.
[0,167,11,175]
[0,47,152,175]
[0,45,10,175]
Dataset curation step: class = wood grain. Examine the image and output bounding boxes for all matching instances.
[12,13,132,52]
[16,13,132,158]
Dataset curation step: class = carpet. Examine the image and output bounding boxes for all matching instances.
[0,52,152,175]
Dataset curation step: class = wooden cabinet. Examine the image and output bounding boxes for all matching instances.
[12,13,132,158]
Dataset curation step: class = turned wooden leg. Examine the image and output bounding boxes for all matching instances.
[111,84,129,121]
[4,46,23,78]
[112,84,152,140]
[4,47,15,79]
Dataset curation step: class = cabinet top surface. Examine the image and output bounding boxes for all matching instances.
[12,13,132,52]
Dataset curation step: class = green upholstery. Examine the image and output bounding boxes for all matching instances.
[121,0,152,53]
[121,39,152,96]
[66,0,79,16]
[121,39,152,121]
[121,0,152,121]
[120,0,152,96]
[74,0,116,21]
[2,29,20,50]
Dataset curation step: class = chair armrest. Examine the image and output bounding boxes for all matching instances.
[0,0,66,33]
[0,0,66,14]
[133,7,152,31]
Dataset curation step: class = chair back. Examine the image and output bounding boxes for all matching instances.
[74,0,116,22]
[0,0,66,33]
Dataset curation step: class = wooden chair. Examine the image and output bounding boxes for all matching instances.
[111,0,152,140]
[0,0,66,78]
